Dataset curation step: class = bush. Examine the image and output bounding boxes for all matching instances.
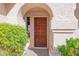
[0,23,28,56]
[58,37,79,56]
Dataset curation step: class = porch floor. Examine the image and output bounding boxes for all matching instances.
[24,48,49,56]
[23,43,60,56]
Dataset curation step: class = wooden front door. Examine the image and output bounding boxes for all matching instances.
[34,17,47,47]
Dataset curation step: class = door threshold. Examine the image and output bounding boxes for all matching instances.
[33,47,48,49]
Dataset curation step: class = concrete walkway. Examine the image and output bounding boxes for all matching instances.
[50,48,60,56]
[24,48,49,56]
[23,43,60,56]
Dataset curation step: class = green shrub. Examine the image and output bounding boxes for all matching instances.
[0,23,28,56]
[57,37,79,56]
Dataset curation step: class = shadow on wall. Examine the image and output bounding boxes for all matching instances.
[75,3,79,28]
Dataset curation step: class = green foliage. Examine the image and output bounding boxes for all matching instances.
[57,37,79,56]
[0,23,28,56]
[76,49,79,55]
[58,45,72,56]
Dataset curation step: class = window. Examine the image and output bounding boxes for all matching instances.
[27,17,30,37]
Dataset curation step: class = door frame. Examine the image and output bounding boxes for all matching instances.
[33,16,48,49]
[28,15,53,55]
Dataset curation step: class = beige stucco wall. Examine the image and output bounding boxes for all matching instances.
[0,3,15,16]
[74,3,79,27]
[0,4,6,15]
[5,3,15,15]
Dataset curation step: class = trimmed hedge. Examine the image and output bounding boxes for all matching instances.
[0,23,28,56]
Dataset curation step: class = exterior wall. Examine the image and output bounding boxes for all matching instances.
[0,3,15,16]
[0,3,77,47]
[17,3,78,55]
[5,3,15,15]
[0,4,6,16]
[7,3,25,26]
[74,3,79,21]
[47,3,78,48]
[0,3,18,25]
[72,3,79,38]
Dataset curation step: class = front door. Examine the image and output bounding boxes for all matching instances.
[34,17,47,47]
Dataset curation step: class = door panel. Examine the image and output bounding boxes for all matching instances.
[34,17,47,47]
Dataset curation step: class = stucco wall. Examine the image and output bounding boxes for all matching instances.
[5,3,15,15]
[0,3,15,16]
[0,3,78,48]
[0,4,6,16]
[0,3,77,47]
[47,3,78,47]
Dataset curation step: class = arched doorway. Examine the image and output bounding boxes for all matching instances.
[19,3,53,49]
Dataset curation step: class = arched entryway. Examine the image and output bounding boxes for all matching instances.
[19,3,53,50]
